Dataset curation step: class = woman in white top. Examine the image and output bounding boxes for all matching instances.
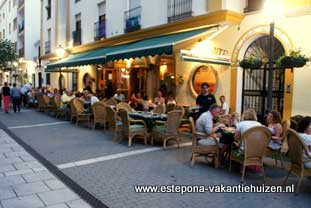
[267,111,283,150]
[297,116,311,168]
[234,109,262,153]
[166,93,176,105]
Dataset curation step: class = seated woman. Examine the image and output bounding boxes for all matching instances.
[297,116,311,168]
[234,109,262,154]
[267,111,283,150]
[166,92,176,105]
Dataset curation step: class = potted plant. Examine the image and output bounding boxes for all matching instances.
[239,57,263,69]
[277,49,307,68]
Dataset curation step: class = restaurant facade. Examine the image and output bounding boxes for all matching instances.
[42,0,311,119]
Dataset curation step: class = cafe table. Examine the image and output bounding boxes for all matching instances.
[128,111,167,131]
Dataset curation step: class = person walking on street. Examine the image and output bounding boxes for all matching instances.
[2,82,11,113]
[11,83,21,113]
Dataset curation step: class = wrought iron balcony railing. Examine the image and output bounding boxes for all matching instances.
[168,0,192,23]
[18,21,24,33]
[124,6,141,33]
[73,30,82,46]
[45,41,51,55]
[94,21,106,40]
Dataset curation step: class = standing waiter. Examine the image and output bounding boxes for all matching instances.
[196,83,216,116]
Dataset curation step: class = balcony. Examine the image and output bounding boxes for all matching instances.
[18,0,25,9]
[94,21,106,40]
[73,30,82,46]
[18,21,24,34]
[168,0,192,23]
[19,47,24,58]
[124,6,141,33]
[45,41,51,55]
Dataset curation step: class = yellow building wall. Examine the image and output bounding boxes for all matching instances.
[174,10,311,117]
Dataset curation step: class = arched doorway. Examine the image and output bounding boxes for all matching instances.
[242,35,285,122]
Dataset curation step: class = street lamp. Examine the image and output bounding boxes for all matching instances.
[263,0,283,113]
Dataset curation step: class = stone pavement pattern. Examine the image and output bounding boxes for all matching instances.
[0,129,92,208]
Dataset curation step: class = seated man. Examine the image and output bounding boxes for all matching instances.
[89,93,100,105]
[61,90,75,110]
[195,104,225,146]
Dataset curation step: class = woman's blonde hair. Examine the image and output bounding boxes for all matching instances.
[241,109,257,121]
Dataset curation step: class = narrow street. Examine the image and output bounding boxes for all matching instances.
[0,109,310,208]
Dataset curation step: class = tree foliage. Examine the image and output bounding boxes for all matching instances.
[0,39,18,72]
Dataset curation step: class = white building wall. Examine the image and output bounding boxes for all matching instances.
[140,0,167,29]
[105,0,126,38]
[24,0,40,61]
[192,0,209,16]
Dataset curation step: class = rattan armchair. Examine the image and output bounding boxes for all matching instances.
[229,126,271,183]
[73,99,92,127]
[119,109,148,147]
[92,102,106,129]
[283,129,311,194]
[151,110,183,149]
[166,103,176,113]
[116,102,133,112]
[69,98,78,122]
[105,105,123,140]
[43,95,53,112]
[153,104,166,114]
[189,117,221,168]
[104,98,118,106]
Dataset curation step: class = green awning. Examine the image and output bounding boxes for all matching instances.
[46,27,213,72]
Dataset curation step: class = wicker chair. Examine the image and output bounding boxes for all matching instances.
[54,96,69,119]
[119,109,148,147]
[36,94,45,112]
[92,102,106,129]
[153,104,166,114]
[104,98,118,106]
[229,126,271,183]
[69,98,78,122]
[151,110,183,149]
[105,105,123,140]
[189,117,221,168]
[283,129,311,194]
[116,102,133,112]
[73,99,92,126]
[166,103,176,113]
[265,119,290,168]
[43,95,53,112]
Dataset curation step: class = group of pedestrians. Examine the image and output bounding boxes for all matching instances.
[0,82,32,113]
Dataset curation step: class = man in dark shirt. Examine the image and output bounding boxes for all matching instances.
[196,82,216,116]
[2,82,11,113]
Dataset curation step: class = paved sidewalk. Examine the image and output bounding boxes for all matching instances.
[0,129,92,208]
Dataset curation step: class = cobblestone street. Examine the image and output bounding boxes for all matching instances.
[0,110,310,208]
